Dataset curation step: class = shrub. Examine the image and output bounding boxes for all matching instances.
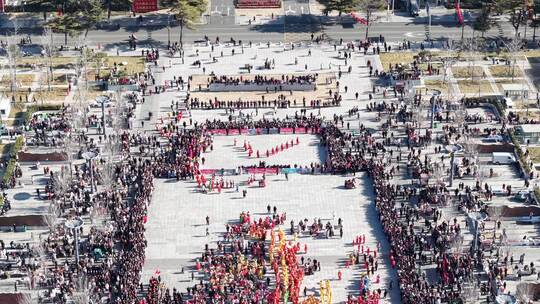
[24,104,63,125]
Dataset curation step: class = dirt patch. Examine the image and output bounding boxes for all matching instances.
[379,52,417,72]
[457,80,493,94]
[452,66,484,78]
[424,80,449,93]
[489,65,523,78]
[189,72,336,103]
[0,74,35,87]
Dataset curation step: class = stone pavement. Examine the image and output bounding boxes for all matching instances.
[137,42,398,303]
[141,174,399,303]
[202,134,325,169]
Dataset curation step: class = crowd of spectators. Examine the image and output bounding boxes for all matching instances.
[187,98,339,110]
[208,74,316,86]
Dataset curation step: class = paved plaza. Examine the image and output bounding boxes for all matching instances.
[134,42,401,303]
[3,21,540,302]
[201,134,325,169]
[141,173,398,303]
[134,41,379,132]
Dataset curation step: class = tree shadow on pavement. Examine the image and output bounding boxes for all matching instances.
[101,38,168,52]
[250,14,323,33]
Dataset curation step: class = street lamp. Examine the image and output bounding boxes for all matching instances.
[82,151,98,193]
[65,217,84,264]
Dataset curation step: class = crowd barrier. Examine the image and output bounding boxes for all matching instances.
[199,167,322,175]
[207,83,315,92]
[206,127,319,136]
[246,167,279,174]
[236,0,281,8]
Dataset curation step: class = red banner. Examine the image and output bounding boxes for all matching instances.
[210,129,227,135]
[295,127,306,134]
[200,169,217,175]
[455,1,464,25]
[246,168,278,174]
[349,13,368,25]
[236,0,281,8]
[132,0,158,13]
[240,128,249,134]
[280,128,293,134]
[228,129,240,135]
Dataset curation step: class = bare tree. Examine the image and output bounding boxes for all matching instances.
[40,27,55,92]
[454,105,467,129]
[62,134,76,178]
[461,284,478,303]
[451,234,465,257]
[5,17,21,95]
[72,35,92,118]
[99,162,116,190]
[6,37,20,94]
[489,206,503,242]
[44,201,60,232]
[504,39,522,82]
[516,283,532,304]
[14,293,33,304]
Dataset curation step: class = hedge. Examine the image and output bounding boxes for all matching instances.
[535,187,540,205]
[24,104,63,125]
[2,136,24,186]
[509,131,531,175]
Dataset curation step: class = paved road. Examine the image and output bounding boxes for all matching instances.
[0,18,518,47]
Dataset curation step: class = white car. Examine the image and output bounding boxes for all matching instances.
[482,135,504,143]
[91,96,113,108]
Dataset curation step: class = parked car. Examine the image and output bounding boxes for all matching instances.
[490,187,506,196]
[514,190,532,202]
[483,135,504,143]
[492,152,516,165]
[91,96,113,108]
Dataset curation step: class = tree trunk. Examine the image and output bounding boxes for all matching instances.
[364,11,370,41]
[534,25,537,42]
[65,31,68,45]
[179,22,184,50]
[108,0,112,20]
[179,21,184,63]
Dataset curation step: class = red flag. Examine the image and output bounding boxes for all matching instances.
[349,13,368,25]
[455,1,464,25]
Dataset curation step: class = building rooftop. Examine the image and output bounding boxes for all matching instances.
[501,83,529,91]
[517,124,540,134]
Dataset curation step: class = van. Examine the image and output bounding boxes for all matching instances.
[492,152,516,165]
